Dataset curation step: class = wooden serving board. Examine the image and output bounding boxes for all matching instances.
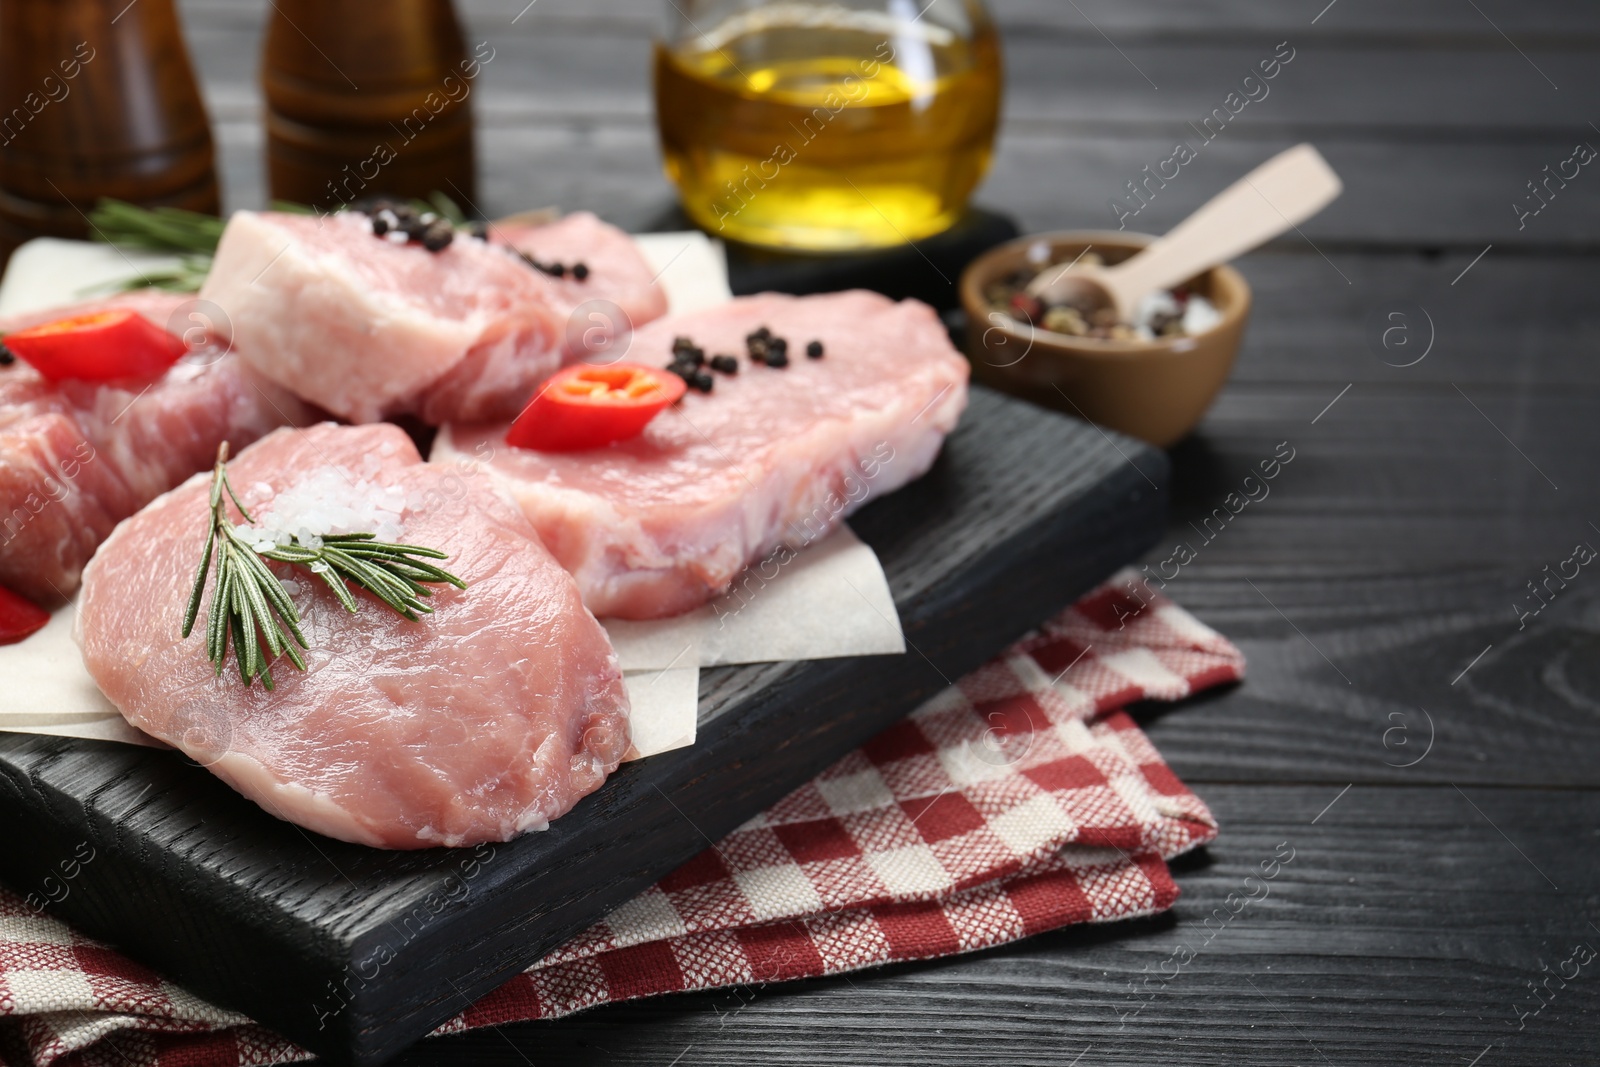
[0,385,1167,1066]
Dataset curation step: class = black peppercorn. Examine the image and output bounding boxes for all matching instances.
[765,349,789,368]
[421,221,454,252]
[672,336,696,353]
[0,344,13,366]
[572,262,590,281]
[806,340,824,359]
[371,214,390,236]
[690,371,714,393]
[469,222,489,240]
[710,354,738,375]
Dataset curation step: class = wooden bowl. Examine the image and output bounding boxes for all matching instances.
[959,231,1250,447]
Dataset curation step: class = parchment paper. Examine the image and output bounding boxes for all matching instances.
[603,525,904,671]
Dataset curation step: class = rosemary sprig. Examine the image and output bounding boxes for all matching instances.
[87,199,224,292]
[181,444,466,689]
[90,199,227,256]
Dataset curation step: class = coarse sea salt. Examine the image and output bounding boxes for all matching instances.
[1131,290,1223,341]
[249,465,409,547]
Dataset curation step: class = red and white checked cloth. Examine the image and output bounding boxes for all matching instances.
[0,570,1242,1067]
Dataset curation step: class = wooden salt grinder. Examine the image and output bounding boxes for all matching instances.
[262,0,478,211]
[0,0,220,260]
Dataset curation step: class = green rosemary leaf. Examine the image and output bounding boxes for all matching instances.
[90,199,227,256]
[182,524,216,639]
[207,555,230,671]
[277,623,307,672]
[258,543,321,565]
[104,257,213,294]
[308,558,361,614]
[338,540,453,562]
[229,578,255,683]
[219,465,253,523]
[323,547,422,619]
[427,191,468,226]
[236,554,284,661]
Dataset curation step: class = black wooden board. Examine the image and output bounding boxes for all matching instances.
[0,384,1168,1066]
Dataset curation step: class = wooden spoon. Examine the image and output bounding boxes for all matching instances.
[1027,143,1343,322]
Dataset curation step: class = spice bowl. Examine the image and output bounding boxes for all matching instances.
[959,231,1251,447]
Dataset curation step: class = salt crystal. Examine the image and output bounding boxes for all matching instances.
[248,464,409,547]
[1182,294,1223,335]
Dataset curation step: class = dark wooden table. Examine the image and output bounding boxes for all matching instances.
[172,1,1600,1062]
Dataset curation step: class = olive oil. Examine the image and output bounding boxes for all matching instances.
[655,8,1002,251]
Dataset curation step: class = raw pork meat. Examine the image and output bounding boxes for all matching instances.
[76,423,630,849]
[0,292,314,605]
[420,212,671,426]
[492,211,668,332]
[200,210,666,426]
[434,291,969,619]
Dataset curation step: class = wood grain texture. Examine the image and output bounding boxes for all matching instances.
[0,387,1168,1065]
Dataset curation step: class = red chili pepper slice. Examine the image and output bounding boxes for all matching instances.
[506,362,687,452]
[5,309,187,383]
[0,585,49,646]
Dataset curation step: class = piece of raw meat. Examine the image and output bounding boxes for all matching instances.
[0,292,314,605]
[434,290,969,619]
[419,212,670,426]
[76,423,630,849]
[492,211,668,333]
[200,210,666,426]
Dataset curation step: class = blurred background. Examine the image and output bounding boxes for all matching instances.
[172,0,1600,244]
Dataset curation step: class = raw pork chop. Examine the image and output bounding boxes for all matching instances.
[77,423,630,849]
[419,212,671,426]
[493,212,668,331]
[200,210,666,426]
[0,292,313,605]
[434,290,969,619]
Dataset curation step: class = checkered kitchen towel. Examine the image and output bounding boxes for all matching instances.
[0,569,1242,1067]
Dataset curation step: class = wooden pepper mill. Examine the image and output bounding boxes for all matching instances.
[262,0,479,211]
[0,0,220,260]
